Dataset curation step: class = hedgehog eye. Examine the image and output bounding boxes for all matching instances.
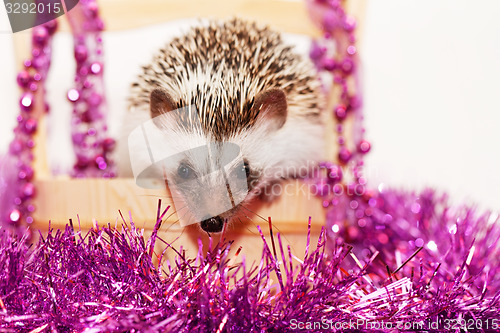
[177,163,194,179]
[235,160,250,180]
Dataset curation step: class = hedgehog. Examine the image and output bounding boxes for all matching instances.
[124,18,325,233]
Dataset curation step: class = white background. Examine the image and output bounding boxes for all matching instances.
[1,1,499,212]
[362,0,500,212]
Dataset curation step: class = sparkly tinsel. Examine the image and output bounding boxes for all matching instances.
[66,0,116,178]
[0,20,57,234]
[0,196,498,332]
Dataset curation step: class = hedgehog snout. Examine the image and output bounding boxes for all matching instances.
[200,215,224,233]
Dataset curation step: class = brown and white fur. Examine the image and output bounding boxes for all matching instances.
[122,18,325,233]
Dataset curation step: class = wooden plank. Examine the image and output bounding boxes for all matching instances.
[34,217,323,268]
[32,177,325,266]
[90,0,319,36]
[32,178,325,233]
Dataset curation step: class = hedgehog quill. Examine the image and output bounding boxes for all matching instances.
[124,19,325,233]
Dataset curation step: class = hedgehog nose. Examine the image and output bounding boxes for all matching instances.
[200,216,224,233]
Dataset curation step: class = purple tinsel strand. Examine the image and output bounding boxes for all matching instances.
[0,20,56,234]
[0,195,499,332]
[309,0,369,218]
[66,0,116,177]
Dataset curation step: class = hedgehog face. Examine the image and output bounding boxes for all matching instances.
[164,151,255,233]
[157,139,268,233]
[148,87,289,233]
[128,19,326,232]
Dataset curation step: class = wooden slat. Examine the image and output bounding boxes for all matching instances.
[32,177,325,264]
[77,0,320,36]
[33,178,325,233]
[34,216,320,268]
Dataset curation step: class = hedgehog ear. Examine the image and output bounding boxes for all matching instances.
[150,88,177,119]
[252,88,287,131]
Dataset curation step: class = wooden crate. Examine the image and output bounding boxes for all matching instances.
[13,0,366,265]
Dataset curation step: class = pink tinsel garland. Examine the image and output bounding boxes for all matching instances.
[0,192,498,331]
